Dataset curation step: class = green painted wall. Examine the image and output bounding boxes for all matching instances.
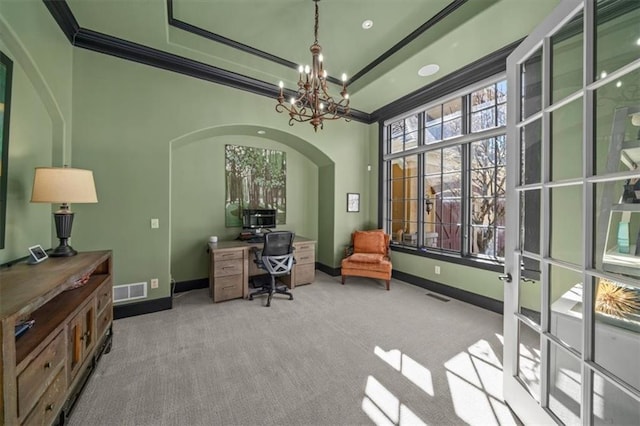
[70,48,371,302]
[171,134,318,282]
[0,2,73,263]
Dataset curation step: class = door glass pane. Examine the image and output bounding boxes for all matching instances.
[594,68,640,176]
[593,276,640,392]
[518,321,541,402]
[549,265,583,353]
[592,371,640,426]
[595,0,640,83]
[551,99,583,181]
[521,189,541,255]
[595,179,640,280]
[550,185,583,265]
[551,10,584,103]
[521,48,543,120]
[549,343,582,425]
[521,119,542,185]
[520,255,541,325]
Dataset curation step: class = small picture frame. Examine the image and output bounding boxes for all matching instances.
[347,193,360,212]
[27,245,48,264]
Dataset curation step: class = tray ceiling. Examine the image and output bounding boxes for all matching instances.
[65,0,561,113]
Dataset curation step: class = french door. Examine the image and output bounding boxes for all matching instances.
[504,0,640,424]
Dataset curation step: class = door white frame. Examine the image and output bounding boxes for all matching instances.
[504,0,584,424]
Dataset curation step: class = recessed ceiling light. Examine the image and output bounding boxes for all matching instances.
[257,130,266,135]
[362,20,373,30]
[418,64,440,77]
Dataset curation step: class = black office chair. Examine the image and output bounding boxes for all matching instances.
[249,231,295,307]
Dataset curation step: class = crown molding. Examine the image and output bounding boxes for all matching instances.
[42,0,372,124]
[42,0,521,127]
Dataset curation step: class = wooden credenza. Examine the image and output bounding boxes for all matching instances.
[208,236,316,303]
[0,251,113,425]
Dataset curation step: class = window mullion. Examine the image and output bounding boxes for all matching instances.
[417,111,425,248]
[462,93,471,257]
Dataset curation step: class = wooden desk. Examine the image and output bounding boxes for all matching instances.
[208,236,316,303]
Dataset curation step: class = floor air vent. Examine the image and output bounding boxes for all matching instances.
[426,293,450,302]
[113,282,147,302]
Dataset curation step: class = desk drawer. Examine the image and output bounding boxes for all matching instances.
[213,250,243,262]
[295,249,315,265]
[295,242,315,252]
[295,263,315,286]
[214,260,243,277]
[18,331,66,418]
[214,275,243,302]
[21,366,66,426]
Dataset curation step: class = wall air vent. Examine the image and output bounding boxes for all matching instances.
[113,282,147,303]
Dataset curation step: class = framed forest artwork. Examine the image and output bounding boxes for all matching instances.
[225,144,286,227]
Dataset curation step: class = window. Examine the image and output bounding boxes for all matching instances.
[382,78,507,263]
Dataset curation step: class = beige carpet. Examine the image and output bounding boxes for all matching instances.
[68,272,520,426]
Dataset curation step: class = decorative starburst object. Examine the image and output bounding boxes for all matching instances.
[595,279,640,319]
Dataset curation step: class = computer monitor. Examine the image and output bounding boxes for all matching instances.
[242,208,277,232]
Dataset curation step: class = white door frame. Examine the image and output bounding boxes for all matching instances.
[504,0,584,424]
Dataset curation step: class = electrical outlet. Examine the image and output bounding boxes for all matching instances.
[151,218,159,229]
[435,265,441,275]
[150,278,159,289]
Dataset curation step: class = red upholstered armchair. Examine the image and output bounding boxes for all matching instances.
[341,229,392,290]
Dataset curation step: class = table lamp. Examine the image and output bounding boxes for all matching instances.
[31,167,98,257]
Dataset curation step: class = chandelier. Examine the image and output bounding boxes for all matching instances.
[275,0,350,132]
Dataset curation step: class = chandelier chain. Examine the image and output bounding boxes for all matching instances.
[314,0,319,44]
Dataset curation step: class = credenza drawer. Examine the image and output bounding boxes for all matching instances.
[295,263,315,286]
[213,250,243,262]
[96,279,112,316]
[18,331,66,418]
[214,260,243,277]
[97,304,113,338]
[214,275,243,302]
[21,367,66,426]
[295,249,315,265]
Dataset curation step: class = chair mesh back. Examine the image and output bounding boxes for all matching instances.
[262,231,294,256]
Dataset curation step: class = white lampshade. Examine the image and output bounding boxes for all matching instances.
[31,167,98,204]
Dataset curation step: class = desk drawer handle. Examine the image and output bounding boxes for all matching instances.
[223,285,236,290]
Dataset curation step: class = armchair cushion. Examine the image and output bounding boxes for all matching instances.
[348,253,385,263]
[353,230,386,255]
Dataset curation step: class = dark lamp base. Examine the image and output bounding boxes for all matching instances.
[50,244,78,257]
